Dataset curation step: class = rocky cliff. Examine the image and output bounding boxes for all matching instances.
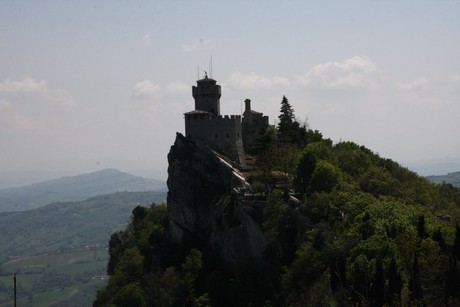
[167,133,267,265]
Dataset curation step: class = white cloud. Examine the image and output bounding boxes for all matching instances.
[0,99,12,111]
[0,78,75,107]
[166,81,189,93]
[226,72,290,90]
[45,88,75,107]
[451,75,460,89]
[181,38,215,52]
[0,99,35,131]
[397,78,428,91]
[142,34,152,47]
[296,56,379,90]
[0,78,48,93]
[130,80,161,99]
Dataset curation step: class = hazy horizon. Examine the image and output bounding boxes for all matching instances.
[1,1,459,188]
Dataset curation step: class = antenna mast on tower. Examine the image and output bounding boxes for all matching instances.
[210,56,213,79]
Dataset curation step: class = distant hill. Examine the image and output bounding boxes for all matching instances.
[405,157,460,176]
[426,171,460,187]
[0,191,166,262]
[0,169,166,212]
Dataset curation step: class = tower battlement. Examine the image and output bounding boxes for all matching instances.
[184,77,268,167]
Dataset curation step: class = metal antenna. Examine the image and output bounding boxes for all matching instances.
[210,56,213,78]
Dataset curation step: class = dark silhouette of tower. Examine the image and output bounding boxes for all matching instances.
[192,74,221,116]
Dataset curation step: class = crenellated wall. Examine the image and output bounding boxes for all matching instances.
[185,113,245,166]
[184,79,267,167]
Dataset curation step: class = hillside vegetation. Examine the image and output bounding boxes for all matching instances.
[0,191,166,262]
[95,97,460,306]
[0,248,108,307]
[0,169,166,212]
[0,191,166,306]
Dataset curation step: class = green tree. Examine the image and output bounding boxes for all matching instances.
[110,246,144,288]
[277,95,308,147]
[387,257,402,304]
[295,141,332,194]
[113,282,147,307]
[330,253,347,291]
[177,248,203,305]
[410,254,423,302]
[254,126,278,190]
[417,215,426,239]
[107,232,123,275]
[418,238,445,304]
[359,166,399,197]
[372,258,385,307]
[453,224,460,260]
[275,144,300,189]
[278,95,294,138]
[263,190,289,237]
[309,160,342,193]
[281,241,325,305]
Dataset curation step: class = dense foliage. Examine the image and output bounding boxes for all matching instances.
[95,97,460,306]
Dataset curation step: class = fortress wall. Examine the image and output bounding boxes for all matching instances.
[242,112,270,152]
[185,114,245,165]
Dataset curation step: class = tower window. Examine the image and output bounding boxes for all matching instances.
[215,133,218,139]
[226,133,230,139]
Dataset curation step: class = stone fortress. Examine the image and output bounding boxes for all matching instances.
[184,73,269,166]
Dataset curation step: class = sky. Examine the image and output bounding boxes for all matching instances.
[1,1,459,187]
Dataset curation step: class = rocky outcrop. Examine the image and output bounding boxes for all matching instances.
[167,133,267,265]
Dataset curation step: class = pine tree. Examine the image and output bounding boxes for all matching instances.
[387,257,402,304]
[410,254,423,301]
[417,215,426,239]
[330,254,347,291]
[372,258,385,307]
[278,96,294,124]
[277,95,308,147]
[432,228,447,253]
[278,95,294,142]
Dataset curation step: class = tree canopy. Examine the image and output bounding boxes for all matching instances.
[95,96,460,306]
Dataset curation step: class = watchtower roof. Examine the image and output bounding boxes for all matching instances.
[196,75,217,84]
[184,109,214,115]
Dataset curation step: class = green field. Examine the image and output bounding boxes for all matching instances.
[0,248,108,307]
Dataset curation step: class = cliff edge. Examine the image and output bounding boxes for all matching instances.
[167,133,267,265]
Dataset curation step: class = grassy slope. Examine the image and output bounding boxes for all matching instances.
[0,191,166,262]
[0,190,166,306]
[0,249,108,307]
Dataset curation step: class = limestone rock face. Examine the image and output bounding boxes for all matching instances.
[167,133,267,265]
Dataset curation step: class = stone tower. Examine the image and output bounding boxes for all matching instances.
[184,75,269,167]
[185,76,245,166]
[192,74,221,115]
[242,99,269,152]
